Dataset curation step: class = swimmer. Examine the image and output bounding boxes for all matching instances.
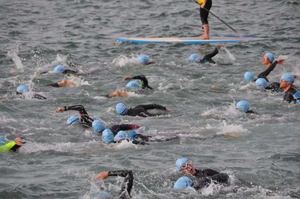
[116,103,172,117]
[279,73,300,103]
[255,78,282,92]
[0,137,23,153]
[16,85,46,100]
[101,129,149,145]
[244,53,285,82]
[138,55,155,66]
[189,45,221,64]
[36,64,78,76]
[54,105,140,133]
[236,100,258,115]
[94,170,133,199]
[174,158,229,190]
[102,75,153,98]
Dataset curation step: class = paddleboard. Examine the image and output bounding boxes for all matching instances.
[116,37,258,44]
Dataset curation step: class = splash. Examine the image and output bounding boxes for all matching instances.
[7,44,25,70]
[112,54,138,67]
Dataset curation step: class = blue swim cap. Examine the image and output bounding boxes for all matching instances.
[114,131,128,141]
[189,54,200,62]
[54,65,66,73]
[236,100,250,112]
[265,53,274,63]
[256,78,268,89]
[92,120,105,133]
[102,129,114,143]
[138,55,149,64]
[173,176,194,189]
[128,131,137,140]
[126,81,140,89]
[176,158,188,171]
[0,136,6,146]
[281,73,295,84]
[67,116,80,125]
[244,71,254,82]
[17,85,29,94]
[116,103,128,115]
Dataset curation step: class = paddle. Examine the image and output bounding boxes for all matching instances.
[194,0,246,40]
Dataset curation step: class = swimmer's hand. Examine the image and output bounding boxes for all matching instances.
[123,76,132,81]
[55,107,65,113]
[276,59,285,64]
[36,73,40,77]
[95,172,109,180]
[224,133,240,137]
[15,137,22,146]
[217,45,221,49]
[165,108,172,112]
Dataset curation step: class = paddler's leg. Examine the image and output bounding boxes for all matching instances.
[199,0,212,39]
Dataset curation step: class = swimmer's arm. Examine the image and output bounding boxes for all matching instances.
[33,93,47,100]
[36,71,49,76]
[55,105,88,115]
[138,104,171,111]
[47,80,76,87]
[202,169,220,177]
[257,61,278,80]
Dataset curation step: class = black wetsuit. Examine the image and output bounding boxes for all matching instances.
[16,92,47,100]
[265,82,282,92]
[199,47,219,64]
[283,86,300,103]
[191,168,229,190]
[131,75,153,90]
[108,170,133,199]
[255,61,278,82]
[127,104,168,117]
[200,0,212,25]
[246,110,258,115]
[10,144,21,152]
[110,124,140,136]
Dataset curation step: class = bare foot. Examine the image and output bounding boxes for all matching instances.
[199,35,210,40]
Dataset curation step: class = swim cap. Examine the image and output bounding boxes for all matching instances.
[173,176,194,189]
[116,103,128,115]
[265,53,274,63]
[236,100,250,112]
[114,131,128,141]
[244,71,254,82]
[176,158,188,171]
[67,116,80,125]
[128,131,136,140]
[126,81,140,89]
[102,129,114,143]
[189,54,200,62]
[92,120,105,133]
[0,136,6,146]
[281,73,295,84]
[17,85,29,94]
[138,55,149,64]
[255,78,268,89]
[54,65,66,73]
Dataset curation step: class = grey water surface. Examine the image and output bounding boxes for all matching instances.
[1,0,300,198]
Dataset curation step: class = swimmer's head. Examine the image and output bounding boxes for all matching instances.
[128,131,136,140]
[92,120,105,134]
[236,100,250,112]
[189,54,200,62]
[67,115,80,125]
[16,85,29,94]
[54,65,66,73]
[244,71,254,82]
[116,103,128,115]
[255,78,268,89]
[0,136,6,146]
[176,158,195,175]
[281,73,294,84]
[138,55,149,65]
[263,53,274,64]
[15,137,22,145]
[126,81,140,90]
[173,176,194,189]
[176,158,188,170]
[102,129,114,143]
[114,131,128,142]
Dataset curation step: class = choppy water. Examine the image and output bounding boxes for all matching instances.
[1,0,300,198]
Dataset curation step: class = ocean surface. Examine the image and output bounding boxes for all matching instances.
[1,0,300,198]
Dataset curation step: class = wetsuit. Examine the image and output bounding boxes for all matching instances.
[107,170,133,199]
[131,75,153,90]
[265,82,282,92]
[191,168,229,190]
[200,0,212,25]
[246,110,258,115]
[0,141,21,153]
[255,61,278,82]
[110,124,140,136]
[199,47,219,64]
[127,104,168,117]
[283,86,300,103]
